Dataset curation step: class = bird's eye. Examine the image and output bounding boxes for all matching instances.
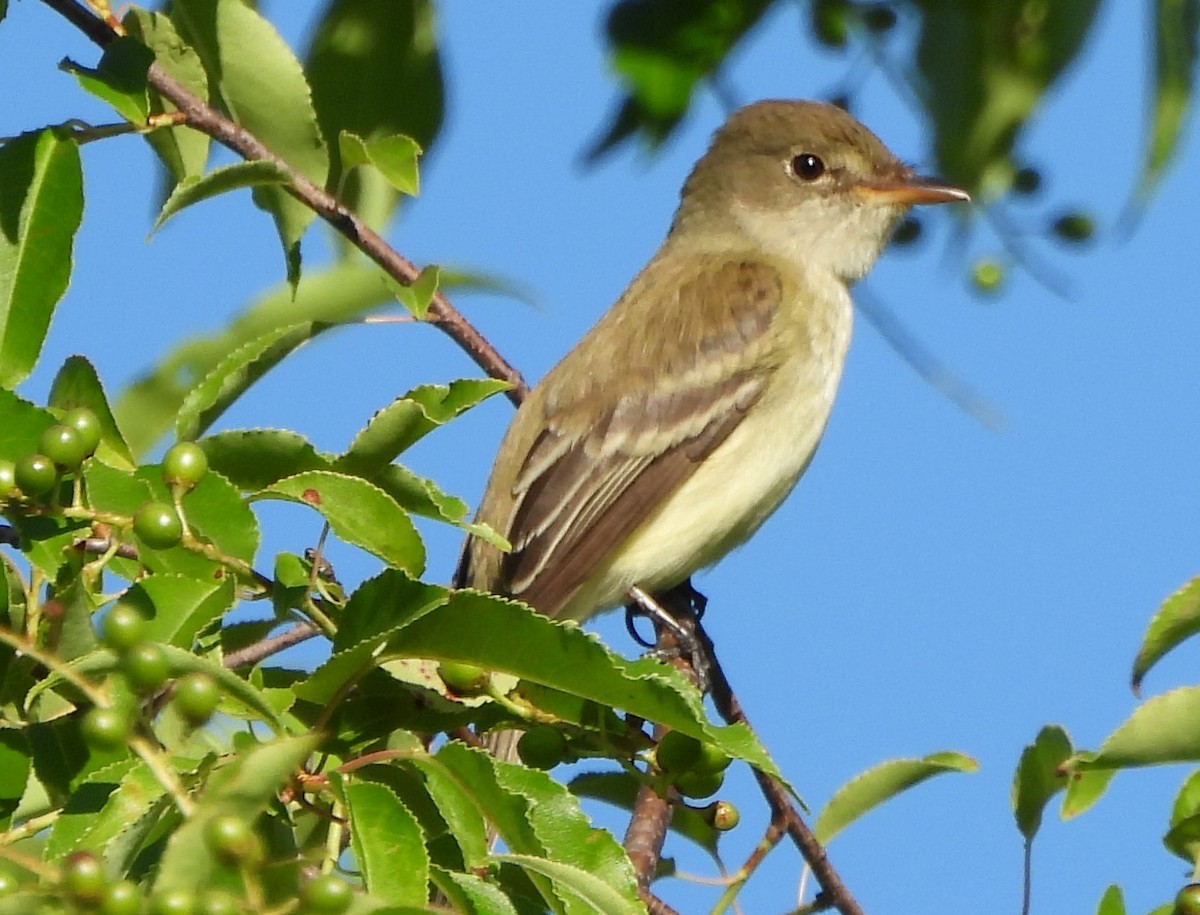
[791,154,825,181]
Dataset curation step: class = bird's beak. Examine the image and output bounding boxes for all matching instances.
[853,172,970,206]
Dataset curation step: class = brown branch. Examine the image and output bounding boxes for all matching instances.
[38,0,529,406]
[223,621,318,669]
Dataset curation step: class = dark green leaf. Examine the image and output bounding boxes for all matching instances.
[154,160,292,232]
[814,751,978,844]
[201,428,330,490]
[0,389,54,462]
[48,355,136,471]
[65,36,154,123]
[0,129,83,388]
[1132,574,1200,694]
[256,470,424,573]
[570,770,719,855]
[172,0,329,284]
[124,573,236,648]
[1012,724,1072,840]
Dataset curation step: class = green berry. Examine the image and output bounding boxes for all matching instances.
[14,453,58,497]
[62,407,103,457]
[0,460,15,500]
[132,502,183,549]
[162,443,208,490]
[82,708,129,750]
[516,725,569,770]
[862,3,898,32]
[971,258,1005,294]
[101,880,143,915]
[299,874,353,915]
[101,604,148,653]
[673,768,724,800]
[1012,166,1042,195]
[812,0,849,47]
[655,731,702,773]
[196,891,242,915]
[122,643,170,692]
[693,742,732,774]
[149,889,197,915]
[1052,211,1094,243]
[1176,884,1200,915]
[204,815,258,865]
[0,868,18,896]
[63,851,107,906]
[891,215,922,246]
[438,660,489,694]
[173,672,220,725]
[39,423,87,471]
[709,800,740,831]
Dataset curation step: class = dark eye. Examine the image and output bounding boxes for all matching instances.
[791,154,825,180]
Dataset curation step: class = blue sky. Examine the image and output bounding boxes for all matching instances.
[3,2,1199,913]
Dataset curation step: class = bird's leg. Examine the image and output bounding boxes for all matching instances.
[624,580,712,691]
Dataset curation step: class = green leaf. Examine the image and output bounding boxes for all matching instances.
[305,0,443,226]
[570,770,719,855]
[154,734,318,893]
[115,261,395,456]
[913,0,1103,195]
[176,321,332,441]
[386,264,439,320]
[0,388,54,461]
[123,573,236,648]
[1096,884,1125,915]
[1132,574,1200,693]
[1133,0,1199,204]
[372,463,509,546]
[1082,688,1200,769]
[337,379,511,476]
[0,129,83,388]
[343,780,429,905]
[256,470,424,573]
[1164,812,1200,866]
[494,853,642,915]
[201,428,330,490]
[1060,762,1115,820]
[588,0,772,160]
[154,160,292,232]
[65,36,154,123]
[339,131,421,196]
[813,751,978,844]
[124,8,211,183]
[1012,725,1072,841]
[172,0,329,284]
[48,354,136,471]
[433,869,521,915]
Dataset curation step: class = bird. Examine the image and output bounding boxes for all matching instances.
[454,99,968,626]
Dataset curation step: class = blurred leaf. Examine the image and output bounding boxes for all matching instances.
[1133,0,1199,205]
[1096,884,1125,915]
[813,751,978,844]
[125,8,211,183]
[48,355,136,471]
[154,734,318,893]
[1132,574,1200,694]
[64,36,153,122]
[1080,687,1200,768]
[1012,724,1072,841]
[176,321,332,441]
[172,0,328,285]
[1165,812,1200,866]
[153,159,292,232]
[913,0,1102,196]
[115,260,395,457]
[342,780,429,905]
[1173,769,1200,825]
[305,0,442,225]
[256,470,425,573]
[588,0,771,160]
[0,129,83,389]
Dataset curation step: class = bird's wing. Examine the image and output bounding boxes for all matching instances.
[501,256,784,616]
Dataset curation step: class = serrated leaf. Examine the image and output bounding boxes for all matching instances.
[117,261,393,457]
[1132,574,1200,693]
[155,734,318,893]
[65,36,153,123]
[257,470,424,573]
[154,160,291,232]
[813,751,977,844]
[0,129,83,388]
[343,780,429,905]
[433,868,520,915]
[1096,884,1125,915]
[1013,725,1073,841]
[125,8,211,183]
[201,428,330,490]
[1060,763,1115,820]
[172,0,329,285]
[372,463,509,547]
[337,379,510,476]
[1083,688,1200,768]
[176,321,331,441]
[48,355,136,471]
[1133,0,1199,204]
[123,573,235,648]
[495,853,641,915]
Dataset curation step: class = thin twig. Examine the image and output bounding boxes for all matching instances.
[222,621,319,669]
